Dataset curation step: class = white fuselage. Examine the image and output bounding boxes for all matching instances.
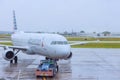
[11,32,71,59]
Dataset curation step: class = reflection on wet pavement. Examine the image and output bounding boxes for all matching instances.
[0,48,120,80]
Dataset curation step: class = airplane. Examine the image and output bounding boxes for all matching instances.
[0,11,72,65]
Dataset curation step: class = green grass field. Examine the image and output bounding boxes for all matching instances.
[0,42,120,48]
[0,42,12,46]
[67,37,120,48]
[67,37,96,41]
[71,43,120,48]
[67,37,120,41]
[0,34,11,38]
[0,35,120,48]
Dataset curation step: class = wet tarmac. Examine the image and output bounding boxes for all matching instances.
[0,48,120,80]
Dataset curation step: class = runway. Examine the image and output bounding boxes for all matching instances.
[0,48,120,80]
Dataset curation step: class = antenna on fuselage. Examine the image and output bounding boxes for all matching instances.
[13,10,17,32]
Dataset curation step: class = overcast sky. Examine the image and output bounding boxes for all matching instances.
[0,0,120,33]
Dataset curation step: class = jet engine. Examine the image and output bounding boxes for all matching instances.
[2,49,15,61]
[65,52,72,60]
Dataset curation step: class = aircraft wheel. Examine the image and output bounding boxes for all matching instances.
[10,60,13,64]
[14,56,18,64]
[36,76,39,78]
[45,57,49,60]
[56,65,59,72]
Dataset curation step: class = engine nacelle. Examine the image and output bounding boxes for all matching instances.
[2,49,15,61]
[64,52,72,60]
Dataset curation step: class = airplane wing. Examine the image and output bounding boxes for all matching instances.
[0,45,28,51]
[69,41,88,46]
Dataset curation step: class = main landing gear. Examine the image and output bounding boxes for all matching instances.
[10,49,20,64]
[10,56,18,64]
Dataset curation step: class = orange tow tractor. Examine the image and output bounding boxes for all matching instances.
[35,60,58,78]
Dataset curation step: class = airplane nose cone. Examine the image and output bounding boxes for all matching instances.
[57,45,71,58]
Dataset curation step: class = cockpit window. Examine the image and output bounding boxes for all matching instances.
[51,41,68,45]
